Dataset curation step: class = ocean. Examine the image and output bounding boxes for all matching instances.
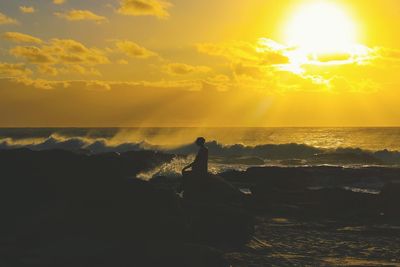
[1,127,400,178]
[2,127,400,150]
[2,128,400,265]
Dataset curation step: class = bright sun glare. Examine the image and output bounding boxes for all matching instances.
[284,2,358,53]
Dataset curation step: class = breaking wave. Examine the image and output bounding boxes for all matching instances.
[2,135,400,168]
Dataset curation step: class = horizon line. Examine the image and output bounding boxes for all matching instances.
[2,126,400,129]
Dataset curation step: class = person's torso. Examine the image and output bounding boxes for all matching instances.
[192,147,208,173]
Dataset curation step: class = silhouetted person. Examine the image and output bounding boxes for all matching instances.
[182,137,209,176]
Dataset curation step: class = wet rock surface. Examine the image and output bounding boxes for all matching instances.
[1,148,400,266]
[0,149,240,267]
[225,216,400,266]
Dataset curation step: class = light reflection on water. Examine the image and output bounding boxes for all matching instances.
[2,127,400,150]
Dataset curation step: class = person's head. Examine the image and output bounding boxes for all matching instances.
[195,137,206,147]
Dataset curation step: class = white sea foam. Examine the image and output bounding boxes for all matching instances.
[3,128,400,168]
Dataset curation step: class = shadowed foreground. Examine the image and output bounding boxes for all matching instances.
[1,148,400,266]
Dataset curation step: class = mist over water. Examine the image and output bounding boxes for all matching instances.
[2,128,400,177]
[2,127,400,195]
[2,127,400,149]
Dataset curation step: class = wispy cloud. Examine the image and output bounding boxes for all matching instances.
[10,46,54,64]
[55,10,108,23]
[117,0,172,19]
[53,0,66,5]
[19,6,36,14]
[0,62,32,77]
[3,32,43,44]
[0,12,18,25]
[8,38,110,78]
[196,38,384,93]
[114,40,157,58]
[164,63,211,75]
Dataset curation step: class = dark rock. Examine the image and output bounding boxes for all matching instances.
[182,173,254,246]
[312,151,382,165]
[305,188,379,217]
[148,241,229,267]
[185,203,254,247]
[247,167,311,192]
[380,182,400,217]
[183,173,244,205]
[0,148,254,266]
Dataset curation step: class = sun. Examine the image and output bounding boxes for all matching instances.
[284,2,358,53]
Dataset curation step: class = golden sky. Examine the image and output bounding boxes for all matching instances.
[0,0,400,127]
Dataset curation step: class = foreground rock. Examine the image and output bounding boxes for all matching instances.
[0,149,243,267]
[183,173,244,205]
[182,173,255,247]
[380,182,400,217]
[219,166,400,218]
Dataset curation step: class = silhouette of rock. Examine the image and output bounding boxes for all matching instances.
[304,188,379,218]
[185,202,254,247]
[183,173,243,205]
[380,182,400,217]
[221,166,400,193]
[0,148,250,266]
[256,167,313,189]
[3,148,400,266]
[182,173,254,246]
[148,241,229,267]
[220,166,385,217]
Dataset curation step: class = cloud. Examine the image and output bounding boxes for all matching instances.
[197,39,290,65]
[123,79,204,91]
[0,74,398,127]
[13,77,68,90]
[0,77,274,127]
[59,65,101,76]
[48,39,110,64]
[117,59,129,65]
[0,12,18,25]
[53,0,66,4]
[10,39,109,66]
[20,6,36,14]
[1,77,227,94]
[163,63,211,75]
[198,38,374,71]
[55,10,108,23]
[37,65,59,76]
[202,74,232,92]
[327,76,380,94]
[8,38,110,78]
[196,38,390,94]
[197,42,258,62]
[10,46,55,64]
[3,32,391,97]
[37,63,100,77]
[117,0,172,18]
[85,80,112,91]
[372,47,400,64]
[6,77,223,93]
[3,32,43,44]
[229,61,325,94]
[310,52,351,63]
[114,40,157,58]
[197,39,303,93]
[0,63,32,77]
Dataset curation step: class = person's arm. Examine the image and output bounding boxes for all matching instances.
[182,150,201,173]
[182,162,193,173]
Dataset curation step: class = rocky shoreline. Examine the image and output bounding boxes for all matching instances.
[1,149,400,266]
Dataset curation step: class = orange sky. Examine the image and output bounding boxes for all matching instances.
[0,0,399,127]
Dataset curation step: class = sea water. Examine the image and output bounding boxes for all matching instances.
[2,127,400,172]
[2,127,400,150]
[2,127,400,192]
